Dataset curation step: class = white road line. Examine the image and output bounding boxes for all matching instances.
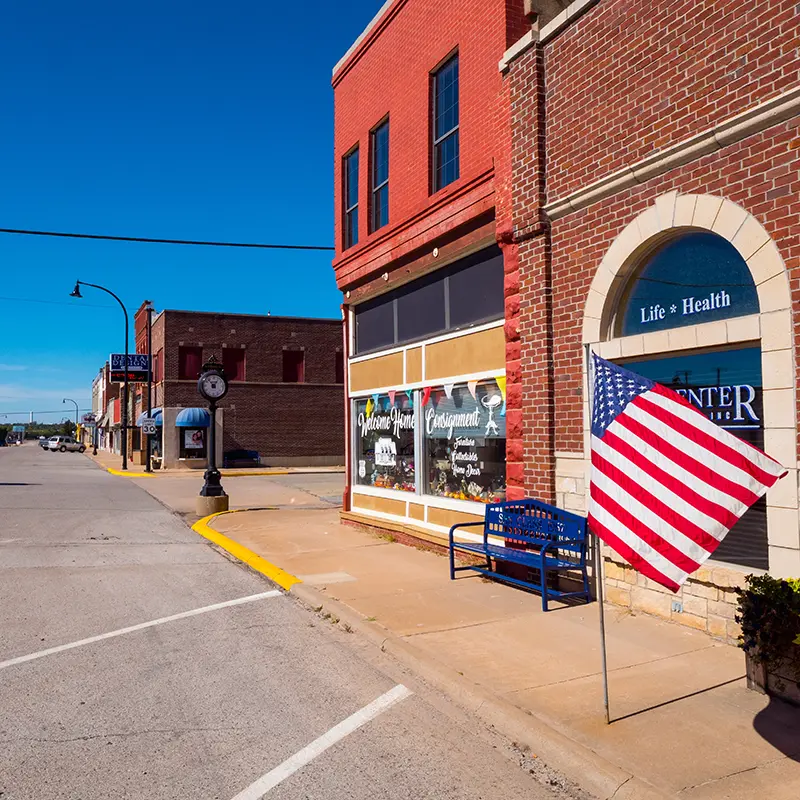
[0,590,281,671]
[230,684,413,800]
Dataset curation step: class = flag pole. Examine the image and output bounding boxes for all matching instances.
[585,342,611,725]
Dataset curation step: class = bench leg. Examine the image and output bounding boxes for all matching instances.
[449,544,455,580]
[540,556,549,612]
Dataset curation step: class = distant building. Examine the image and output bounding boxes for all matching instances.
[128,305,345,470]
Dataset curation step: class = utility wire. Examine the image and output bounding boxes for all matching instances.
[0,294,114,309]
[0,227,335,251]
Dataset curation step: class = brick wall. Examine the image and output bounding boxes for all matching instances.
[544,0,800,201]
[332,0,527,293]
[131,309,344,462]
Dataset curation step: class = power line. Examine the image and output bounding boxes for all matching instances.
[0,294,114,309]
[0,227,335,251]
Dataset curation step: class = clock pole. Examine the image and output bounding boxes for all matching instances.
[196,356,229,516]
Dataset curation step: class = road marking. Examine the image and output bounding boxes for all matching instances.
[0,591,281,671]
[230,684,413,800]
[192,514,301,591]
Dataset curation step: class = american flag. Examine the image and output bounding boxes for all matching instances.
[588,354,786,592]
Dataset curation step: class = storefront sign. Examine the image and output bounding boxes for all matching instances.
[357,407,414,438]
[110,353,150,383]
[620,232,759,336]
[674,383,760,429]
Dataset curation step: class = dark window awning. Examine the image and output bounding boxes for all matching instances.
[175,407,211,428]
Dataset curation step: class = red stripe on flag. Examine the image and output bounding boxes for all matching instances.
[643,386,783,486]
[616,410,762,508]
[602,427,740,529]
[590,481,702,575]
[592,450,722,554]
[587,511,681,593]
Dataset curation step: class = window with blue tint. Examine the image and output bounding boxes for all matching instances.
[343,147,359,249]
[623,347,767,570]
[619,232,759,336]
[432,54,459,192]
[354,245,503,354]
[370,120,389,232]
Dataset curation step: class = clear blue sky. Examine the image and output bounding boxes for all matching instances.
[0,0,378,421]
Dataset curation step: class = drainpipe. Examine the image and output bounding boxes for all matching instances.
[341,302,351,512]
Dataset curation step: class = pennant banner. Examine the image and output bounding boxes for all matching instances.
[387,390,396,406]
[443,383,455,399]
[406,390,414,408]
[421,387,432,406]
[365,398,374,418]
[496,376,507,402]
[467,381,478,400]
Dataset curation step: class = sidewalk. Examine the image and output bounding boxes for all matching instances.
[206,507,800,800]
[84,448,344,478]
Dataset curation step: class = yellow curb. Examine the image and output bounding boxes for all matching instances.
[106,467,155,478]
[192,511,302,591]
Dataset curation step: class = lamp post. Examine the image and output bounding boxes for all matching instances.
[70,280,129,471]
[144,301,154,473]
[62,398,79,428]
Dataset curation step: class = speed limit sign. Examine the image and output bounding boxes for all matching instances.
[142,419,158,436]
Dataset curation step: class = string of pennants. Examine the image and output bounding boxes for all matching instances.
[363,376,507,418]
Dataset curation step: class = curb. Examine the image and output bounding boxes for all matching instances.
[106,467,155,478]
[191,511,301,591]
[192,514,671,800]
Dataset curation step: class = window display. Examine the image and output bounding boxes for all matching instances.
[424,379,506,503]
[354,393,416,492]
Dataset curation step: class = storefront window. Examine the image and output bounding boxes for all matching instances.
[424,379,506,503]
[180,428,207,459]
[354,393,416,492]
[624,347,767,570]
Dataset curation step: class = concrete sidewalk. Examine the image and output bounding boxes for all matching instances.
[206,507,800,800]
[84,448,344,477]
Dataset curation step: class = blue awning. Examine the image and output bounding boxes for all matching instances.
[136,407,163,426]
[175,407,211,428]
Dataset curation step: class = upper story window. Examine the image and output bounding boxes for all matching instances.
[283,349,305,383]
[343,146,359,250]
[222,348,246,381]
[432,53,459,193]
[177,345,203,380]
[355,246,503,355]
[370,120,389,232]
[618,232,759,337]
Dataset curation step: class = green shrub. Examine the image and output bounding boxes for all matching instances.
[736,574,800,670]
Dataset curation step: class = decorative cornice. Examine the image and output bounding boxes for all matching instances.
[546,85,800,220]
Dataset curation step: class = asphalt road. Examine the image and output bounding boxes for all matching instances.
[0,444,575,800]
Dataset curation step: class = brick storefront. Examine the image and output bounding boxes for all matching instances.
[131,306,345,468]
[332,0,531,539]
[505,0,800,638]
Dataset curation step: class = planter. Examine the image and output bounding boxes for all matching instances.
[746,649,800,706]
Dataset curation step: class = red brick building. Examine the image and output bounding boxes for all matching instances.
[334,0,800,638]
[333,0,530,538]
[128,305,345,469]
[504,0,800,636]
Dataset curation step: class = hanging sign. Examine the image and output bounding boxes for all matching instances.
[110,353,150,383]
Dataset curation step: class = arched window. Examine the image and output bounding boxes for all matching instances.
[619,231,759,337]
[617,232,767,570]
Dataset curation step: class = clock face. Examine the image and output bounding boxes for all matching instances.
[201,374,226,399]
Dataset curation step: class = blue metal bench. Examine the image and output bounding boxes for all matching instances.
[223,449,260,468]
[448,498,591,611]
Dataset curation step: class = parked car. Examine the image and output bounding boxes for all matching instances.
[45,436,85,453]
[38,436,49,450]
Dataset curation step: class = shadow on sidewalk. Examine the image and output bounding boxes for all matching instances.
[610,675,745,723]
[753,696,800,761]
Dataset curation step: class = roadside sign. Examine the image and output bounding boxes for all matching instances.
[110,353,150,383]
[82,413,96,424]
[142,419,158,435]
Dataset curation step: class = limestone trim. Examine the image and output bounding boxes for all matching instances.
[545,85,800,220]
[582,193,799,576]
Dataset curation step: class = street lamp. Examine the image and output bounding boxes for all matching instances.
[70,280,130,471]
[62,398,79,428]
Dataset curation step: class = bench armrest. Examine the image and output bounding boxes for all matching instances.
[449,521,486,546]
